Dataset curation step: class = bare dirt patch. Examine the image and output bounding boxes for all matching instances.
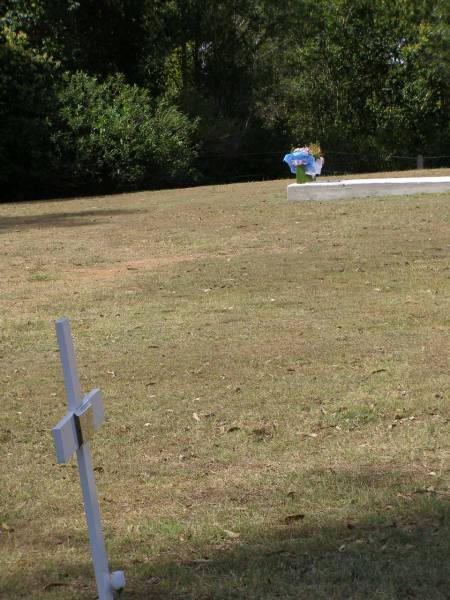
[70,254,202,281]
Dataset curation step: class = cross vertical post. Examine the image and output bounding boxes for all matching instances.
[52,317,125,599]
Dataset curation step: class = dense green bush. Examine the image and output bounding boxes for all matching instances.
[52,72,198,194]
[0,29,197,200]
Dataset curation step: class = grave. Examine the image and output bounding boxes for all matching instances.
[287,176,450,201]
[52,317,125,600]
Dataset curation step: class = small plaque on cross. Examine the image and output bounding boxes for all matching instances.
[75,402,95,446]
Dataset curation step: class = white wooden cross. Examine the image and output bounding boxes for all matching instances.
[52,317,125,599]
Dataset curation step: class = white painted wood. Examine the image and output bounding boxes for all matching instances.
[53,389,105,464]
[52,317,124,600]
[76,442,114,600]
[55,317,82,410]
[53,411,79,464]
[76,388,105,429]
[287,176,450,201]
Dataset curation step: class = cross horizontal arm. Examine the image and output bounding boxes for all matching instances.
[80,389,105,429]
[53,389,105,464]
[53,411,78,464]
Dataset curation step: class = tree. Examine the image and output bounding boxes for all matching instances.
[1,0,449,198]
[0,26,59,199]
[267,0,450,171]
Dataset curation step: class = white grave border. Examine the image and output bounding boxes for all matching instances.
[287,176,450,201]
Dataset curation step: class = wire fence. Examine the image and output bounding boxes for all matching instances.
[193,150,450,185]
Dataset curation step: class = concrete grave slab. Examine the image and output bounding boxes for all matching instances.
[287,176,450,201]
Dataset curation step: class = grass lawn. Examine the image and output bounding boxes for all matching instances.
[1,169,450,599]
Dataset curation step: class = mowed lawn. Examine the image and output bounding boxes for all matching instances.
[1,171,450,599]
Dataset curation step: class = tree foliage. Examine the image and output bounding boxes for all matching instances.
[53,72,197,194]
[1,0,449,199]
[0,27,59,198]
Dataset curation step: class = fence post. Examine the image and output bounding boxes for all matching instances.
[416,154,424,170]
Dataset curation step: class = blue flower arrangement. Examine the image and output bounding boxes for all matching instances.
[283,144,324,180]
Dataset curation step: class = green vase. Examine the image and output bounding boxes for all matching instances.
[296,165,314,184]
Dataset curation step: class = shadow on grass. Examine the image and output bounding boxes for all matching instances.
[0,208,145,233]
[3,495,450,599]
[123,501,450,600]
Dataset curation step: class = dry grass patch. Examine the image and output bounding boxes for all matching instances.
[1,170,450,599]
